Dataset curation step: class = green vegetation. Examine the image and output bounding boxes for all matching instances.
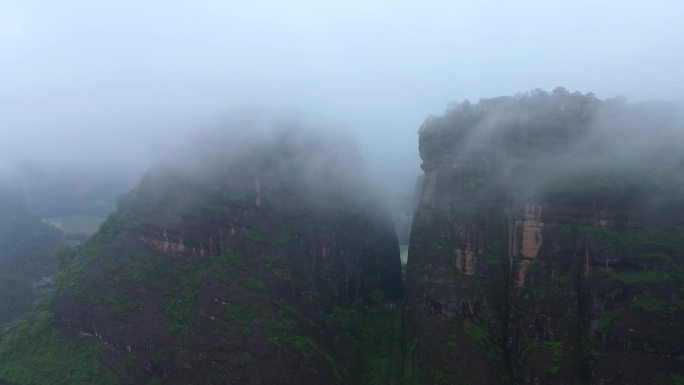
[641,252,672,262]
[597,308,623,331]
[671,373,684,385]
[264,255,293,282]
[544,365,560,375]
[576,226,684,264]
[216,249,250,270]
[161,276,200,335]
[240,277,267,292]
[245,229,266,243]
[275,231,293,247]
[545,340,562,360]
[572,226,684,294]
[551,274,572,286]
[462,321,504,363]
[223,303,251,321]
[110,355,136,381]
[484,253,500,266]
[631,298,684,314]
[72,249,206,333]
[608,270,669,285]
[579,337,603,368]
[400,337,420,385]
[52,211,126,295]
[220,299,351,382]
[328,303,402,385]
[51,208,276,336]
[543,341,562,374]
[428,369,458,384]
[462,320,488,342]
[153,254,248,335]
[0,311,113,385]
[256,303,317,356]
[64,252,153,316]
[369,289,386,303]
[526,286,546,300]
[269,267,290,281]
[519,340,563,375]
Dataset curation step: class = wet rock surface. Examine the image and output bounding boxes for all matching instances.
[0,132,404,385]
[406,90,684,385]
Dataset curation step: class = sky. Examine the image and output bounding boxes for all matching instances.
[1,0,683,196]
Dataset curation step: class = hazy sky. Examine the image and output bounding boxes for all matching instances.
[1,0,683,194]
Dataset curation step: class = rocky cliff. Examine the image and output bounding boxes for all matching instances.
[0,130,403,385]
[406,89,684,385]
[2,90,683,385]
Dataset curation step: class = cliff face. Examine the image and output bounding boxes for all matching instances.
[2,91,683,385]
[406,89,684,385]
[0,131,403,385]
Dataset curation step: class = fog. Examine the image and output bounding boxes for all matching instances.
[420,89,684,201]
[147,115,369,199]
[1,0,684,205]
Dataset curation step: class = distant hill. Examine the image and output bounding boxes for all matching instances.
[0,185,63,325]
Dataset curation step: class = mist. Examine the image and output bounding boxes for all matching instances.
[2,0,684,210]
[3,3,684,383]
[142,115,372,204]
[416,88,684,235]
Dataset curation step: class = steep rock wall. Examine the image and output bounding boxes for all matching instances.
[0,134,404,385]
[406,91,684,385]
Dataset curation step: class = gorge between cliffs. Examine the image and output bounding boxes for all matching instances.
[1,89,683,385]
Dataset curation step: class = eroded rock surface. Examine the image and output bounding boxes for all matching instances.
[406,90,684,385]
[0,132,403,385]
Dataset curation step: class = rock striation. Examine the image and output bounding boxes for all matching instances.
[0,130,403,385]
[406,89,684,385]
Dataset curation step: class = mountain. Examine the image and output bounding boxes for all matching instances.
[406,88,684,384]
[0,129,403,385]
[0,185,63,326]
[2,89,683,385]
